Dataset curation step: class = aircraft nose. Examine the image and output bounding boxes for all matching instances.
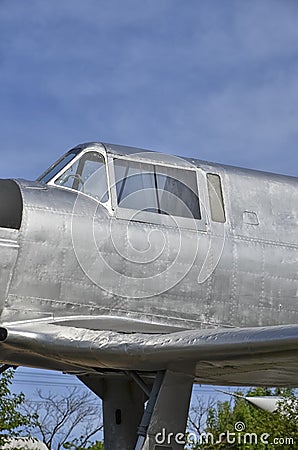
[0,180,23,317]
[0,180,23,230]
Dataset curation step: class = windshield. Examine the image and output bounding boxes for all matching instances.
[55,151,109,203]
[38,150,79,184]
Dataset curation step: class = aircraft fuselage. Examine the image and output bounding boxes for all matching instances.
[0,142,297,334]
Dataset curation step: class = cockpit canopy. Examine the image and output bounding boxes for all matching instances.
[38,144,109,204]
[38,142,226,227]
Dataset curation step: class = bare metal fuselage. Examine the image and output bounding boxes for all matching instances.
[0,142,297,385]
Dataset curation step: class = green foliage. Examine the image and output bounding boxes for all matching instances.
[86,441,104,450]
[190,387,298,449]
[0,369,37,446]
[24,387,103,450]
[63,440,104,450]
[0,369,103,450]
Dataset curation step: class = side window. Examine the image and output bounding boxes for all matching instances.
[114,160,158,212]
[55,152,109,203]
[207,173,226,223]
[155,166,201,219]
[114,158,201,220]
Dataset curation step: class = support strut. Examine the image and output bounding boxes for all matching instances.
[138,370,194,450]
[79,370,194,450]
[79,373,146,450]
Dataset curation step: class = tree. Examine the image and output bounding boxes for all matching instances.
[0,368,36,446]
[188,396,217,442]
[64,440,104,450]
[189,387,298,449]
[22,387,103,450]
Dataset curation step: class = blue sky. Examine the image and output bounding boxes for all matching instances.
[1,0,298,180]
[1,0,298,438]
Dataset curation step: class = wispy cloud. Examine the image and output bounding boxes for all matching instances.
[1,0,298,178]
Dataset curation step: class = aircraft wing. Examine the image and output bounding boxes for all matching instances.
[1,323,298,386]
